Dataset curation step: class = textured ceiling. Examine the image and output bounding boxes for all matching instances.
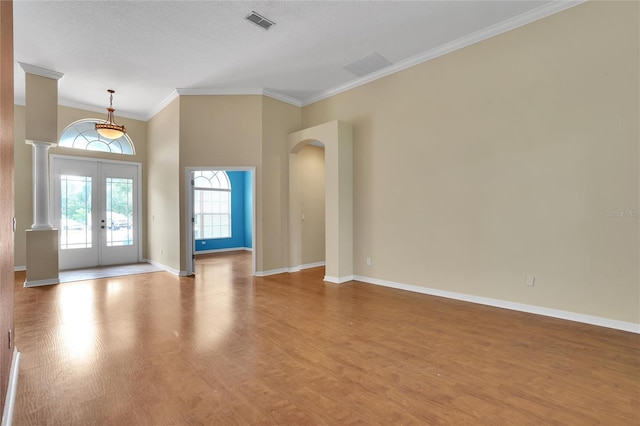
[13,0,578,120]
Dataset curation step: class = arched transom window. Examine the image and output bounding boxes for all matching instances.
[193,171,231,239]
[58,119,135,155]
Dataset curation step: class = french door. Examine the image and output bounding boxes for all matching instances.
[51,156,141,270]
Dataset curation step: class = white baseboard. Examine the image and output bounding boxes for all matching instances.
[258,262,326,277]
[24,278,60,288]
[324,275,354,284]
[255,268,288,277]
[145,259,181,276]
[194,247,253,255]
[353,275,640,334]
[288,261,326,273]
[2,347,20,426]
[12,266,25,272]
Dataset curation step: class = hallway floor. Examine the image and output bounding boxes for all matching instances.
[12,251,640,425]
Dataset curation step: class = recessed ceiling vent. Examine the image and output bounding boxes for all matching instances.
[245,11,275,30]
[343,52,393,77]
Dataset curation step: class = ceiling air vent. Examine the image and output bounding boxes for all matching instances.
[245,11,275,30]
[343,52,392,77]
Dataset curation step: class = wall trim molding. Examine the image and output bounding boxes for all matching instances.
[145,259,181,276]
[18,62,64,81]
[301,0,586,107]
[1,347,20,426]
[256,262,326,277]
[262,89,302,107]
[352,275,640,334]
[255,268,288,277]
[324,275,354,284]
[194,247,253,255]
[145,90,180,121]
[288,261,326,273]
[12,266,25,272]
[175,87,302,108]
[24,278,60,288]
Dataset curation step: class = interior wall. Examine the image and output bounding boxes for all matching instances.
[297,145,325,265]
[260,96,302,272]
[178,95,262,272]
[147,97,180,271]
[13,104,148,268]
[301,1,639,324]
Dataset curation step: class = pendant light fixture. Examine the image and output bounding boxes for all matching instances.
[95,89,126,139]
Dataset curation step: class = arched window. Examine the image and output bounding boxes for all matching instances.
[58,119,135,155]
[193,171,231,239]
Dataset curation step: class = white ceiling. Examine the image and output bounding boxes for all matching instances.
[13,0,580,121]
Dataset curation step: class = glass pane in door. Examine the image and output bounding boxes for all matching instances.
[105,177,133,247]
[60,175,92,250]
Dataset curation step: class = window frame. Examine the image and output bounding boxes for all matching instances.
[58,118,136,155]
[193,171,232,240]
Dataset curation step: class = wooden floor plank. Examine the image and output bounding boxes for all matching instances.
[12,251,640,425]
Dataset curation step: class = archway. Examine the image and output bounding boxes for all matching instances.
[288,120,353,283]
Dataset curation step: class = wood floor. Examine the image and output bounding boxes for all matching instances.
[12,251,640,425]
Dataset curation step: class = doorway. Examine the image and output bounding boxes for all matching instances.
[288,120,353,282]
[51,156,142,270]
[185,167,256,276]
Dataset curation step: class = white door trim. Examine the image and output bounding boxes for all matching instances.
[50,154,143,267]
[184,166,256,276]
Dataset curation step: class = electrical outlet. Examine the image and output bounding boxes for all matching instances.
[366,257,371,266]
[526,275,535,287]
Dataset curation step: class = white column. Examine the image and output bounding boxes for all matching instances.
[31,141,53,230]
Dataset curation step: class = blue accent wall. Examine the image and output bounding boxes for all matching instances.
[195,171,253,252]
[244,171,253,248]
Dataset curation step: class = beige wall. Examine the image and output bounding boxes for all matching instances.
[148,94,300,274]
[297,145,325,265]
[301,1,639,323]
[261,96,301,272]
[147,98,181,271]
[178,95,263,271]
[24,73,57,143]
[14,105,148,268]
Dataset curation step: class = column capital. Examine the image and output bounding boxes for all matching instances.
[19,62,64,81]
[26,140,57,148]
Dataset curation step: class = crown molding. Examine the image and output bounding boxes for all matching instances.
[176,87,263,96]
[18,62,64,81]
[145,90,179,121]
[262,89,302,107]
[13,95,147,121]
[58,99,148,121]
[301,0,587,107]
[173,87,302,107]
